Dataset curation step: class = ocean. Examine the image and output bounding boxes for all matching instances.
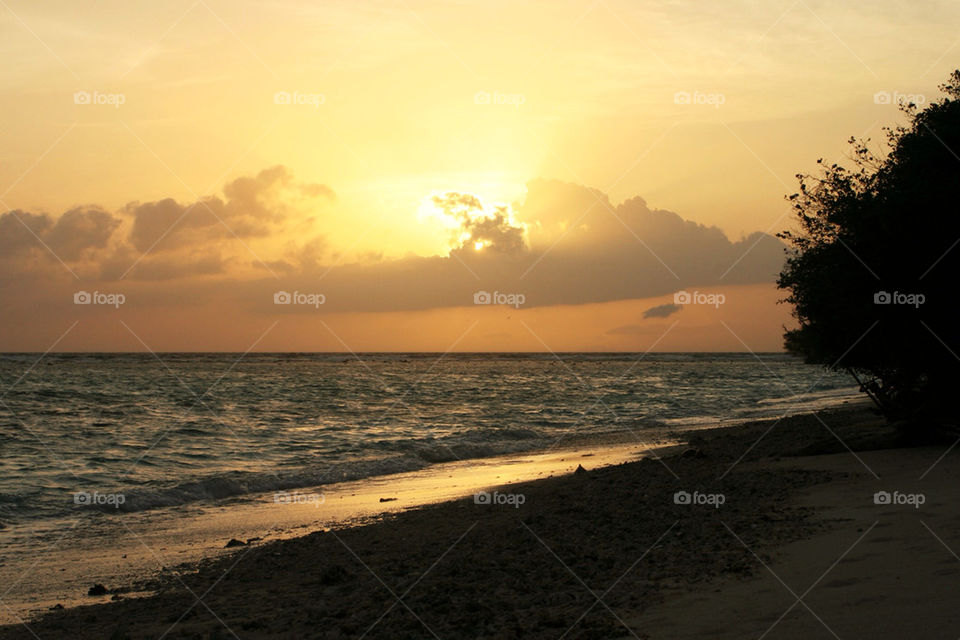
[0,352,860,527]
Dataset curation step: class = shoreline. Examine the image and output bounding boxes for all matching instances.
[0,392,864,625]
[0,440,656,624]
[2,384,864,524]
[0,401,912,638]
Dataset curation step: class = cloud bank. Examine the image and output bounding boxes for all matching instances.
[0,170,786,317]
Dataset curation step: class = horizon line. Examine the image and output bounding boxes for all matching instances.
[0,350,793,355]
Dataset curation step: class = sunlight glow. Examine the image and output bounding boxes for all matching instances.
[416,191,526,253]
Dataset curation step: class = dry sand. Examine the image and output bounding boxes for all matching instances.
[632,446,960,638]
[2,403,957,639]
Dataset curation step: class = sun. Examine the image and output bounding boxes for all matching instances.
[416,190,527,255]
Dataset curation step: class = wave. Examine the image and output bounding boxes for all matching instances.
[70,387,866,516]
[1,354,864,526]
[80,455,429,514]
[74,431,550,515]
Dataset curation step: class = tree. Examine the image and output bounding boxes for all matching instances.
[778,70,960,430]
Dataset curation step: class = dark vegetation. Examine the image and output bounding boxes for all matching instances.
[779,70,960,433]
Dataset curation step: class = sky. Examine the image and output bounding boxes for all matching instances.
[1,0,957,352]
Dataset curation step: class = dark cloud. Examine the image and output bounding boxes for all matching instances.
[126,197,220,253]
[0,207,120,260]
[642,303,682,319]
[0,210,51,256]
[453,204,526,254]
[519,179,783,284]
[501,180,785,306]
[432,192,527,255]
[46,207,121,260]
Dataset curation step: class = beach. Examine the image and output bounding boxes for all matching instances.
[0,352,860,628]
[5,402,954,639]
[0,440,650,623]
[634,444,960,638]
[4,1,958,636]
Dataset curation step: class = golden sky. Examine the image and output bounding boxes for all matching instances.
[1,0,956,351]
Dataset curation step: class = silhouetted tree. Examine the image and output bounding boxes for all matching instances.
[779,70,960,431]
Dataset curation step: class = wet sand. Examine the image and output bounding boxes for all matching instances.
[6,403,954,639]
[0,442,650,625]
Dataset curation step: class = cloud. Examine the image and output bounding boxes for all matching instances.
[642,303,682,319]
[519,179,783,282]
[453,203,526,254]
[0,165,337,289]
[0,206,121,264]
[429,192,527,254]
[45,207,121,260]
[0,211,52,257]
[0,174,786,318]
[607,302,684,334]
[255,180,785,313]
[126,166,333,254]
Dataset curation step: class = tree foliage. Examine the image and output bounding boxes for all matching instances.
[778,70,960,426]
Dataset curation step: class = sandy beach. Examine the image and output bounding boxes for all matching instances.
[0,440,650,624]
[4,402,955,639]
[4,0,958,636]
[633,444,960,638]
